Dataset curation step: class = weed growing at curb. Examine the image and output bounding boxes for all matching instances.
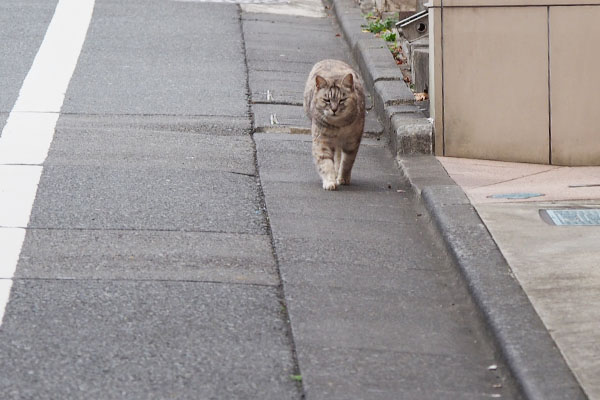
[361,15,397,42]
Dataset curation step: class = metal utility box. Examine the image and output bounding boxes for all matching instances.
[396,10,428,42]
[428,0,600,165]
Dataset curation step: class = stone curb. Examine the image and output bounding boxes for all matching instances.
[397,155,588,400]
[330,0,432,156]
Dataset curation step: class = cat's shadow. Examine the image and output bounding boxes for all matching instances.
[314,180,404,193]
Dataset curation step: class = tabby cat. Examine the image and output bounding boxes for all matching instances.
[303,59,365,190]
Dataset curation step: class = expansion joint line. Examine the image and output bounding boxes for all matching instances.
[237,6,305,398]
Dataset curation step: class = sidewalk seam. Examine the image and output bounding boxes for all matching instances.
[239,6,305,398]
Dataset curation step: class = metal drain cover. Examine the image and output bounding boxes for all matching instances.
[540,209,600,226]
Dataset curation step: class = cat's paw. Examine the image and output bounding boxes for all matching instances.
[322,180,338,191]
[336,177,350,185]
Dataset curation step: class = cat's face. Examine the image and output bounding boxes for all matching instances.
[314,74,358,126]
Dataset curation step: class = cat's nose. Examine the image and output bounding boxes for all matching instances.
[331,104,338,113]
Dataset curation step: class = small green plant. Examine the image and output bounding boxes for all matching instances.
[290,374,303,382]
[363,12,376,20]
[363,18,395,34]
[382,31,396,42]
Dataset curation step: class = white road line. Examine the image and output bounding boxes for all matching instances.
[0,113,59,165]
[0,0,95,324]
[0,229,27,279]
[0,165,43,228]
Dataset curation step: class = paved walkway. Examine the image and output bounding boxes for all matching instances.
[243,4,522,399]
[438,157,600,400]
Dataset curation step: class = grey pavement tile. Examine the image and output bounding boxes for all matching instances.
[17,230,278,285]
[245,47,349,66]
[272,229,447,270]
[296,344,514,400]
[0,280,300,400]
[50,115,255,174]
[284,283,490,357]
[251,88,304,105]
[267,206,423,237]
[249,70,306,105]
[29,165,267,234]
[57,113,253,136]
[277,259,451,290]
[242,13,335,27]
[246,60,318,74]
[243,36,347,54]
[262,186,416,222]
[63,0,248,116]
[258,169,403,189]
[255,137,401,186]
[253,103,309,130]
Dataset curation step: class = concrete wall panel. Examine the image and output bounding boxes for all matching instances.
[430,0,600,6]
[550,6,600,165]
[442,7,550,163]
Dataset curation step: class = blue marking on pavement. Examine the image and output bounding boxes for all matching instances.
[488,192,545,200]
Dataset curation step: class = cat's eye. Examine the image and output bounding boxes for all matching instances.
[324,99,330,103]
[340,99,346,104]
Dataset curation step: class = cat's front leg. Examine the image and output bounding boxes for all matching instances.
[312,139,337,190]
[333,147,342,181]
[337,144,359,185]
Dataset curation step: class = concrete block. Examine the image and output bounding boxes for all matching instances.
[384,111,421,150]
[386,104,421,116]
[392,114,432,155]
[411,47,429,93]
[373,80,415,126]
[354,39,404,90]
[375,80,414,106]
[383,104,421,136]
[397,155,455,193]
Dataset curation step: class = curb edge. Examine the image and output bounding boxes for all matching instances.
[399,155,588,400]
[330,0,432,156]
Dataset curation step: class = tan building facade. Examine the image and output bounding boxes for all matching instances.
[428,0,600,165]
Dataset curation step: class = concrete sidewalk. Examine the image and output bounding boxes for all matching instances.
[243,0,592,399]
[439,157,600,400]
[242,2,522,399]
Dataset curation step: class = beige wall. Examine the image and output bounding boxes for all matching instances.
[430,1,600,165]
[429,7,443,155]
[430,0,600,5]
[550,6,600,166]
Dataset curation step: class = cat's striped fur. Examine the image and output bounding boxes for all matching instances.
[303,59,365,190]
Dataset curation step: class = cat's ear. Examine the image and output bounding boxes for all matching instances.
[341,73,354,91]
[315,75,328,90]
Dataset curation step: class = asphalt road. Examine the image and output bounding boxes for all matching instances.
[0,1,521,399]
[1,1,298,398]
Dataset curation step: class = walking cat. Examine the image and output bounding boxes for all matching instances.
[303,59,365,190]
